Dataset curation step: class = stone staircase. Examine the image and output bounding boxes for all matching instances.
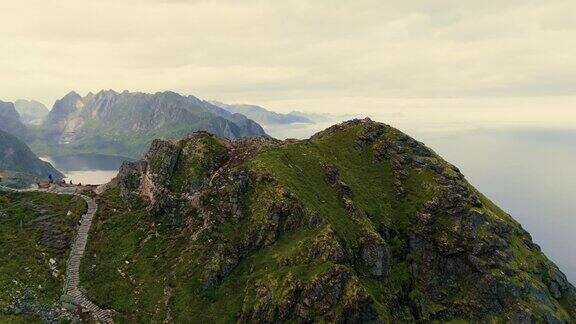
[61,195,113,323]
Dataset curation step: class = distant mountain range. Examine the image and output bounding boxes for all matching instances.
[14,99,49,125]
[0,129,62,181]
[32,90,267,158]
[0,100,28,141]
[2,91,351,160]
[287,110,336,123]
[211,101,315,125]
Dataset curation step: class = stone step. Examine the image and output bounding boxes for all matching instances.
[56,193,115,323]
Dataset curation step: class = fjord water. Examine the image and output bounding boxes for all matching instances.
[41,154,130,185]
[267,120,576,285]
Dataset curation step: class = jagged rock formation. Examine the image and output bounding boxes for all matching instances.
[38,90,267,157]
[0,129,62,180]
[14,99,49,125]
[83,119,575,323]
[211,101,314,125]
[0,100,28,140]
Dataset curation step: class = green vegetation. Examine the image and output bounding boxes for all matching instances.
[169,135,228,192]
[0,314,41,324]
[80,120,576,323]
[0,192,86,321]
[248,125,437,244]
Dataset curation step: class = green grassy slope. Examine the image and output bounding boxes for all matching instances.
[80,120,576,323]
[0,192,86,322]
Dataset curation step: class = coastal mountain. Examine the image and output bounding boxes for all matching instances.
[0,129,62,181]
[14,99,49,125]
[80,119,575,322]
[37,90,266,158]
[0,100,28,140]
[211,101,314,125]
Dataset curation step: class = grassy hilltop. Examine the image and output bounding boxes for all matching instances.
[78,119,575,323]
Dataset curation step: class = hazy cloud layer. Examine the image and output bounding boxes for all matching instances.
[1,0,575,112]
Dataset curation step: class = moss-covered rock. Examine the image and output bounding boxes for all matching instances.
[83,119,575,323]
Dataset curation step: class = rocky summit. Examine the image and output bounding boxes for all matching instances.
[81,119,575,323]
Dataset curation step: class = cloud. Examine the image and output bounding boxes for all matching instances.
[0,0,575,112]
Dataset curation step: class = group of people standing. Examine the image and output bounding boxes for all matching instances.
[48,174,81,186]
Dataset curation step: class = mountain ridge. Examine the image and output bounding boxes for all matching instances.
[35,90,267,158]
[79,118,575,323]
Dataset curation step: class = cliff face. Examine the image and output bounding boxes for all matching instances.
[83,119,575,323]
[40,90,267,157]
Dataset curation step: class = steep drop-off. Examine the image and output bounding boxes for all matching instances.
[81,119,575,323]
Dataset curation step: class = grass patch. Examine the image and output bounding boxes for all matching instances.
[0,192,85,320]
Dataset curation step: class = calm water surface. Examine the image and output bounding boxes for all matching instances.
[41,154,131,185]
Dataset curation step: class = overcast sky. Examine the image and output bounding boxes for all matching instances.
[1,0,575,114]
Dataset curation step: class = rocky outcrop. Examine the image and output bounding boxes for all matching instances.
[360,233,391,279]
[118,133,231,214]
[324,164,352,199]
[118,140,181,214]
[239,266,380,323]
[117,160,146,202]
[201,244,240,289]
